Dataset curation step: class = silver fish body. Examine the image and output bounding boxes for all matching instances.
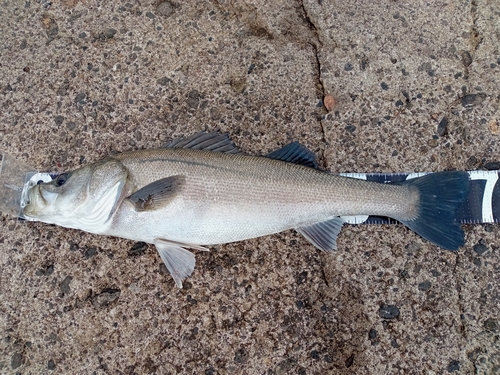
[23,133,470,287]
[108,149,415,244]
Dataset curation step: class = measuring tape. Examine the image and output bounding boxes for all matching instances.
[339,170,499,225]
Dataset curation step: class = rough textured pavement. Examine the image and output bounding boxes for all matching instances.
[1,0,499,374]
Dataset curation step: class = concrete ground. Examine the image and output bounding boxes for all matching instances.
[1,0,499,374]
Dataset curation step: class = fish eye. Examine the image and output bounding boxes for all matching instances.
[54,173,69,187]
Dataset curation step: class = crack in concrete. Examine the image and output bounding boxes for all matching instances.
[470,0,484,55]
[297,0,328,161]
[463,0,484,81]
[453,250,475,374]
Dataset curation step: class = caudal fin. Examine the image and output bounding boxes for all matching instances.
[399,171,470,250]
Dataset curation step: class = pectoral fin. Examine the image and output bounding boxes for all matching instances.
[127,175,185,211]
[295,217,345,252]
[154,239,209,288]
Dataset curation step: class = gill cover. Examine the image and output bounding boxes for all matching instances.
[23,158,128,232]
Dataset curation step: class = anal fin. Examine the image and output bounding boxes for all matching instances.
[295,217,345,252]
[154,239,208,288]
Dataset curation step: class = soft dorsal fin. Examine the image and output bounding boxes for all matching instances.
[266,141,318,168]
[127,175,185,211]
[295,217,345,252]
[164,132,240,154]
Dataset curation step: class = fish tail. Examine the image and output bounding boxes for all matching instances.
[398,171,470,250]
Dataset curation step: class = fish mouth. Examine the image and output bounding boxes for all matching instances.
[23,185,58,217]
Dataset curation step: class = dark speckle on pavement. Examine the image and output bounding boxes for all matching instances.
[60,276,72,295]
[472,241,488,255]
[379,304,400,319]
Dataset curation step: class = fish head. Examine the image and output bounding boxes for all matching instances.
[23,159,128,227]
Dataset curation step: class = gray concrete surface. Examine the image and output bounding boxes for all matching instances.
[0,0,499,374]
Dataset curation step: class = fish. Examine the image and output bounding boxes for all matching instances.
[23,132,470,287]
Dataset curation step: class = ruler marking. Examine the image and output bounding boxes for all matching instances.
[338,170,500,225]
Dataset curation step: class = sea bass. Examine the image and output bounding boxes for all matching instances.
[23,132,470,287]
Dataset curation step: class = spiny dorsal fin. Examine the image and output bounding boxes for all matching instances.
[295,217,345,252]
[127,175,185,211]
[266,141,318,168]
[164,132,240,154]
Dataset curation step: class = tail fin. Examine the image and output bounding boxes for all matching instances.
[398,171,470,250]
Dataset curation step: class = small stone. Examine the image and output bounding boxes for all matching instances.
[395,100,404,107]
[437,117,448,136]
[473,243,488,255]
[186,90,201,108]
[461,93,486,108]
[145,11,155,19]
[84,247,96,259]
[93,289,121,308]
[489,118,499,135]
[483,318,498,332]
[157,1,176,17]
[390,339,399,348]
[310,350,320,360]
[276,358,297,375]
[234,348,248,363]
[11,352,22,369]
[103,28,117,39]
[48,359,56,370]
[41,16,59,39]
[427,139,438,147]
[45,264,54,276]
[418,62,432,72]
[60,276,72,295]
[447,360,460,372]
[418,280,431,291]
[129,241,148,255]
[344,62,353,71]
[430,269,441,277]
[381,82,389,90]
[323,95,335,111]
[378,304,400,319]
[345,354,354,368]
[461,51,472,67]
[54,115,64,126]
[345,125,356,133]
[482,161,500,170]
[295,271,307,285]
[74,92,86,103]
[157,77,171,86]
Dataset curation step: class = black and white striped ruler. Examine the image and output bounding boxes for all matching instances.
[339,170,500,225]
